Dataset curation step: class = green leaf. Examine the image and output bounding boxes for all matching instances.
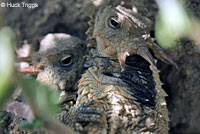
[20,78,60,118]
[155,0,191,48]
[0,27,16,107]
[20,118,43,131]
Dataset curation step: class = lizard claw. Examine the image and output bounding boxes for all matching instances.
[59,100,104,128]
[74,101,104,122]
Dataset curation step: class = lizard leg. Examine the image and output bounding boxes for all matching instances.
[75,101,104,122]
[59,100,104,126]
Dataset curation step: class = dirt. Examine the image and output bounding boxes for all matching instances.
[1,0,200,134]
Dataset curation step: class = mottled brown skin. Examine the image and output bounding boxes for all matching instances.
[89,5,177,71]
[0,33,90,134]
[20,33,87,93]
[72,5,177,134]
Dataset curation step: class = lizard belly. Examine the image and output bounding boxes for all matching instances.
[77,66,168,134]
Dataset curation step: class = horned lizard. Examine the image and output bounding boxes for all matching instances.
[68,5,178,134]
[19,33,87,93]
[0,33,103,134]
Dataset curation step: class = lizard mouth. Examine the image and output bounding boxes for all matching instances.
[117,47,158,72]
[18,64,44,75]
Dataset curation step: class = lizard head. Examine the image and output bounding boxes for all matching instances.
[18,33,87,92]
[89,5,177,71]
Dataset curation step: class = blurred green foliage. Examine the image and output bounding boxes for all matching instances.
[0,27,16,107]
[18,78,61,131]
[155,0,191,48]
[0,24,61,132]
[20,78,60,118]
[20,117,43,131]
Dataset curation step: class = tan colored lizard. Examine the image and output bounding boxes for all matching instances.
[1,33,103,134]
[19,33,87,93]
[70,5,177,134]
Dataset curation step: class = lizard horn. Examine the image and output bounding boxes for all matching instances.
[147,42,178,69]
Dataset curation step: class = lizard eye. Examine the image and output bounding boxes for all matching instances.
[60,54,73,67]
[108,17,121,29]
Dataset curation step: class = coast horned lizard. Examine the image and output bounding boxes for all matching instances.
[19,33,87,93]
[1,33,102,134]
[69,5,177,134]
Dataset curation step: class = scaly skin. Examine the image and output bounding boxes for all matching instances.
[20,33,87,93]
[72,5,177,134]
[87,5,177,71]
[1,33,103,134]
